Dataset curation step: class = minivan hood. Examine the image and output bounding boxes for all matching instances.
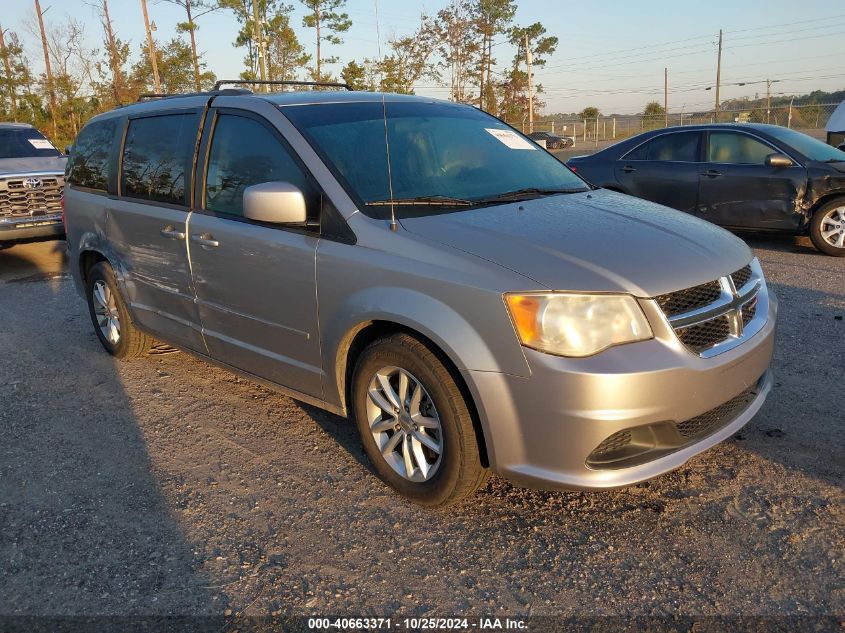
[0,155,67,176]
[400,189,752,297]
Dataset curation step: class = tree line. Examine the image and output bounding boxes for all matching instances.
[0,0,558,148]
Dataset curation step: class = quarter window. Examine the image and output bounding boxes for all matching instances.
[67,118,118,191]
[121,113,199,205]
[204,113,317,218]
[708,132,773,165]
[625,132,701,162]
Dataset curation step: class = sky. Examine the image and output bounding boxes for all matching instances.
[3,0,844,116]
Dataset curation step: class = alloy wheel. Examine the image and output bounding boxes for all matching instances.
[92,280,121,345]
[365,366,443,482]
[819,206,845,248]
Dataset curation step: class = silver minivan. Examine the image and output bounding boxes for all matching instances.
[65,87,777,507]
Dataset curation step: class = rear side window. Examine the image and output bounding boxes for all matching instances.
[67,118,118,191]
[204,113,318,218]
[121,113,199,206]
[708,132,773,165]
[626,132,700,162]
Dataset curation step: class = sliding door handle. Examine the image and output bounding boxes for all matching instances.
[190,233,219,248]
[159,226,186,240]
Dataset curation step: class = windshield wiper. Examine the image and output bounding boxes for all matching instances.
[473,187,589,204]
[367,195,472,207]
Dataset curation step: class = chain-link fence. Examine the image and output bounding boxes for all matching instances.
[509,102,840,146]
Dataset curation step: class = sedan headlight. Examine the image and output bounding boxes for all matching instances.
[504,292,653,357]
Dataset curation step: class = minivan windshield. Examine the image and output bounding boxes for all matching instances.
[765,126,845,163]
[282,100,588,217]
[0,127,61,159]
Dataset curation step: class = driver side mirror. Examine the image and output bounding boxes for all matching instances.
[765,153,792,169]
[243,181,307,225]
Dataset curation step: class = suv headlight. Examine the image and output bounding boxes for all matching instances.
[504,293,653,357]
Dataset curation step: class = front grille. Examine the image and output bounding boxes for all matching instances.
[731,265,752,290]
[675,383,758,439]
[0,175,64,217]
[655,280,721,317]
[676,316,731,354]
[741,297,757,328]
[655,263,761,356]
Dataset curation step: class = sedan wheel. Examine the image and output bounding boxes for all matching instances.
[818,206,845,249]
[810,200,845,256]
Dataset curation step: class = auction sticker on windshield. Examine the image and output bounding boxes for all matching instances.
[485,128,536,150]
[28,139,55,149]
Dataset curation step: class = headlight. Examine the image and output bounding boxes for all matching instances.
[504,292,653,357]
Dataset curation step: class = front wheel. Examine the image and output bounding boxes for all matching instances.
[351,333,489,507]
[809,199,845,256]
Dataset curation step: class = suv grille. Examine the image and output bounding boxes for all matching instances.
[0,175,64,218]
[655,263,762,357]
[655,281,721,317]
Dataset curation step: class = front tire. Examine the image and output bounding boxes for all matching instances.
[351,333,489,507]
[809,199,845,256]
[86,261,154,358]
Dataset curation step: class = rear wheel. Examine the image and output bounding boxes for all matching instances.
[86,261,154,358]
[351,333,489,507]
[809,199,845,256]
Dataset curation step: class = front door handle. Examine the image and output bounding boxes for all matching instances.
[159,225,186,240]
[190,233,219,248]
[702,169,723,178]
[621,165,636,173]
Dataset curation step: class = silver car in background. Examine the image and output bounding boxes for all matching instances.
[64,88,777,507]
[0,123,66,247]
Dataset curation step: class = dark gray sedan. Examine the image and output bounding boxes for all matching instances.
[567,124,845,256]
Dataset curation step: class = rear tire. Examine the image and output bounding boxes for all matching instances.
[351,333,489,507]
[86,261,154,358]
[809,198,845,256]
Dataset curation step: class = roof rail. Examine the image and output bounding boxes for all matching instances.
[212,79,353,92]
[136,88,252,102]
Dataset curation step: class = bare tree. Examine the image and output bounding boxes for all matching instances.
[0,26,19,119]
[34,0,58,138]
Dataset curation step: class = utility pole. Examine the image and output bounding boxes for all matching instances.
[664,67,668,128]
[251,0,267,88]
[0,26,18,121]
[765,78,780,124]
[140,0,161,93]
[525,33,534,134]
[714,29,722,120]
[34,0,57,139]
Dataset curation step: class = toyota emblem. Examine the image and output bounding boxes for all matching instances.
[23,177,42,189]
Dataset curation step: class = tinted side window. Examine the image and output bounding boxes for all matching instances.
[121,113,199,205]
[67,118,118,191]
[708,133,772,165]
[628,132,700,162]
[204,113,318,218]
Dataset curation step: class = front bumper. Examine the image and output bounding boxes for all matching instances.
[0,213,64,243]
[464,284,778,491]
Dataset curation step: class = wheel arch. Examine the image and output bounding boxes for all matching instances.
[337,319,491,468]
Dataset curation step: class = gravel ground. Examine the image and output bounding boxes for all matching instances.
[0,237,842,627]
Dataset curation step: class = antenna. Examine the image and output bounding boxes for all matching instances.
[374,0,397,232]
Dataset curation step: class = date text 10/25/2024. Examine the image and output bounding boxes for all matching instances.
[307,617,528,630]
